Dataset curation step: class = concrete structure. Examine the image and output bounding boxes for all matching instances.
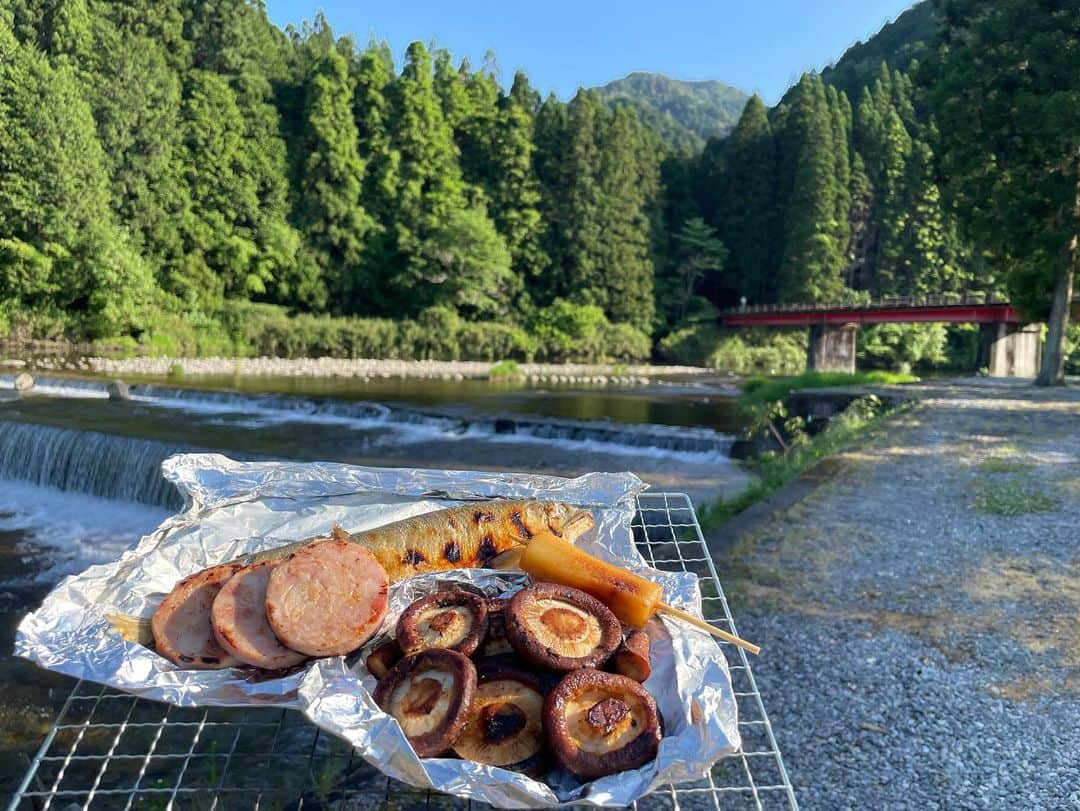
[978,322,1043,378]
[806,323,857,373]
[721,297,1046,378]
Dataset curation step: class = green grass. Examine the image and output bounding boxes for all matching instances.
[700,396,907,529]
[972,480,1060,516]
[740,370,917,407]
[978,457,1036,474]
[488,359,523,380]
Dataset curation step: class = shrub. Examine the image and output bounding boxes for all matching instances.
[530,300,608,362]
[709,330,806,375]
[858,323,948,372]
[656,321,721,366]
[489,360,522,379]
[457,322,537,361]
[657,324,805,373]
[601,322,651,362]
[414,306,462,360]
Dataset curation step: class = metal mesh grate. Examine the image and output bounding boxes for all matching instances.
[8,493,797,810]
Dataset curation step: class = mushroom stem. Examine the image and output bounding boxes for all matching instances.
[656,603,761,655]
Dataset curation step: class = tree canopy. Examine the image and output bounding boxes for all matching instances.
[0,0,1071,375]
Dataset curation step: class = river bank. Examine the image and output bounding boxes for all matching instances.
[711,378,1080,807]
[2,354,714,386]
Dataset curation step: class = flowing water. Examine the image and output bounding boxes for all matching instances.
[0,368,750,799]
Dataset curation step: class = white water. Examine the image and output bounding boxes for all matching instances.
[0,479,167,583]
[1,374,734,458]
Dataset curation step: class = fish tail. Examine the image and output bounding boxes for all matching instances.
[106,613,154,647]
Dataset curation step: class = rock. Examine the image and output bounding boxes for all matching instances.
[107,380,131,401]
[13,372,33,391]
[493,418,517,435]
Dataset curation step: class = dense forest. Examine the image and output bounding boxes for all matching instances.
[594,73,749,152]
[0,0,1075,375]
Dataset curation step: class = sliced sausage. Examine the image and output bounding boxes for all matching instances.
[265,540,389,657]
[151,563,243,669]
[211,561,307,670]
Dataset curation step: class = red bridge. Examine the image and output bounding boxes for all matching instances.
[718,295,1047,377]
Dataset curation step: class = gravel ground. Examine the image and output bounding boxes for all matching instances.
[715,378,1080,810]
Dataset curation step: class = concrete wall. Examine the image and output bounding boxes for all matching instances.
[807,323,857,374]
[978,323,1043,378]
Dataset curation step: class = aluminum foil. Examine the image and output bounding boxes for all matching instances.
[16,453,740,807]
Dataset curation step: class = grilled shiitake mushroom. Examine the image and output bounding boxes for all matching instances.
[477,597,515,658]
[452,665,548,775]
[365,639,402,679]
[610,628,651,682]
[396,589,489,657]
[373,649,477,758]
[506,583,621,671]
[543,669,661,780]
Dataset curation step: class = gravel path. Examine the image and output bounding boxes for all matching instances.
[715,379,1080,810]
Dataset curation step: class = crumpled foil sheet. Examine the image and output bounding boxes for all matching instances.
[16,453,740,807]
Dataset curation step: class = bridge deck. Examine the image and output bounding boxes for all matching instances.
[721,299,1019,327]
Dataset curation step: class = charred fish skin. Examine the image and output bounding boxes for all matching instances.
[348,500,594,582]
[226,500,594,582]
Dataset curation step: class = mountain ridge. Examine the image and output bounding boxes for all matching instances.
[591,71,750,152]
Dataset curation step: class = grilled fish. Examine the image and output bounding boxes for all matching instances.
[237,499,594,582]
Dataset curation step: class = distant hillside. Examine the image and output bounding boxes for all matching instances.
[820,1,940,100]
[593,72,750,152]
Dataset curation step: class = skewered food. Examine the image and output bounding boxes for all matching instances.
[477,597,514,658]
[242,501,595,582]
[151,563,243,669]
[543,669,661,780]
[516,531,761,655]
[374,649,477,757]
[210,561,307,670]
[453,665,547,774]
[517,531,662,627]
[505,583,621,671]
[396,589,489,657]
[265,540,389,657]
[365,639,402,679]
[610,629,651,683]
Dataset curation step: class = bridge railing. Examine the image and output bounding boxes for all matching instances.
[718,292,1012,316]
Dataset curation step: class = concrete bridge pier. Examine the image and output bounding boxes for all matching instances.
[807,323,857,374]
[978,322,1043,377]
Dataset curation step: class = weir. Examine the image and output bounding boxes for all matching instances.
[0,421,185,508]
[2,376,735,455]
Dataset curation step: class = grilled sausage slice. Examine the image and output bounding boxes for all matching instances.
[151,563,243,669]
[211,561,307,670]
[265,540,389,657]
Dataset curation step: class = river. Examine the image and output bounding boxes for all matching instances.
[0,366,750,800]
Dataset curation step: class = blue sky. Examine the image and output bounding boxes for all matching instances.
[265,1,919,104]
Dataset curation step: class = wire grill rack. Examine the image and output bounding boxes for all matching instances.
[9,492,797,810]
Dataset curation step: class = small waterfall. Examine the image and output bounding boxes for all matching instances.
[0,422,184,508]
[487,418,732,454]
[5,375,733,456]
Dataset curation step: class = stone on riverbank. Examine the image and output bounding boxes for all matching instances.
[13,372,33,391]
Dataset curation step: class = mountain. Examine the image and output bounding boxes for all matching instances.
[592,72,750,152]
[820,1,940,100]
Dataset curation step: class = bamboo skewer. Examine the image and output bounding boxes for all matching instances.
[657,602,761,655]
